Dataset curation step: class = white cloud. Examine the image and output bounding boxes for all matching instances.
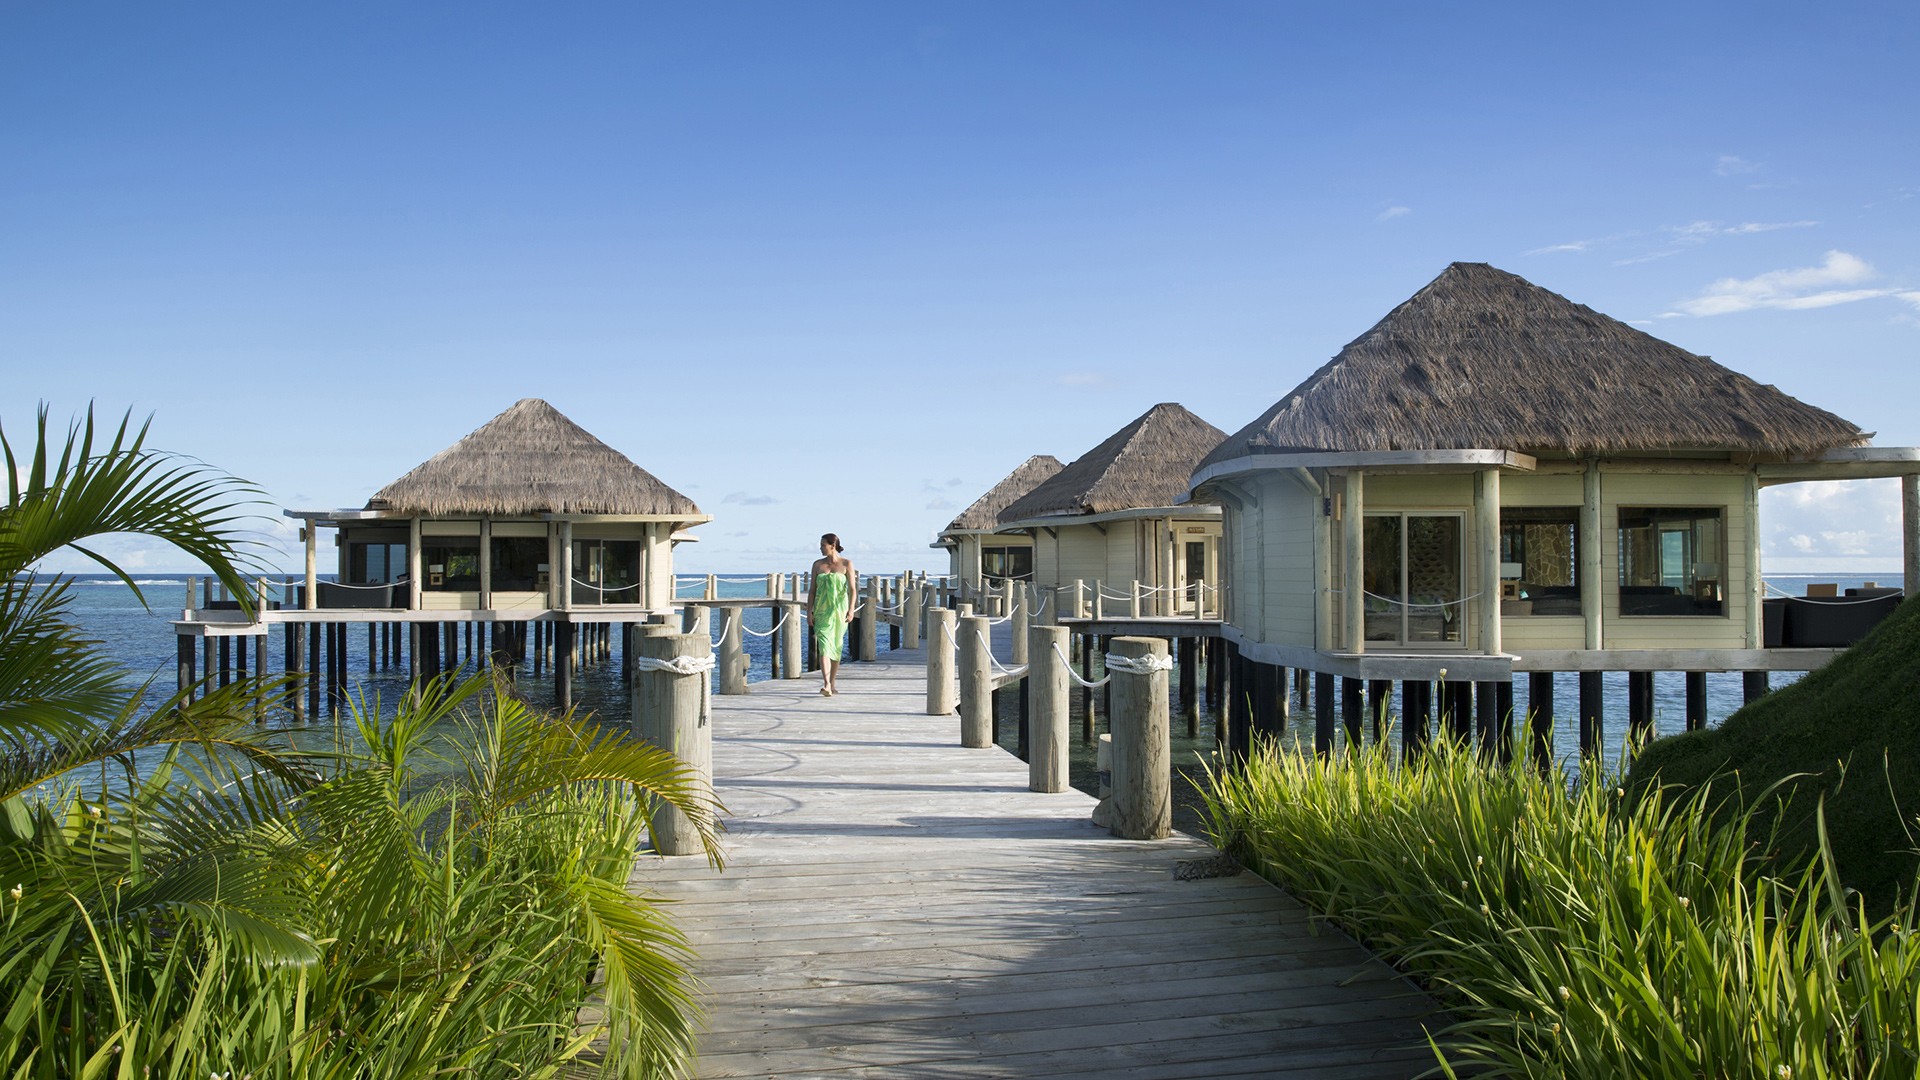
[925,498,955,511]
[1665,251,1914,317]
[722,491,778,506]
[1715,154,1762,176]
[1376,206,1411,222]
[1761,479,1905,571]
[1526,240,1594,255]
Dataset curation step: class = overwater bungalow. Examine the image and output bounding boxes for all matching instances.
[997,403,1228,617]
[1188,262,1920,742]
[934,454,1064,587]
[175,398,710,714]
[290,397,707,615]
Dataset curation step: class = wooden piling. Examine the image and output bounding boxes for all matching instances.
[1527,671,1555,769]
[1010,584,1029,666]
[1341,677,1362,746]
[719,607,747,695]
[1029,624,1069,792]
[633,629,712,856]
[1684,671,1707,731]
[555,621,574,713]
[857,578,878,662]
[1313,671,1334,755]
[1106,636,1170,841]
[176,633,196,699]
[1177,636,1198,735]
[780,603,802,680]
[958,614,992,748]
[926,608,957,716]
[1627,671,1655,747]
[903,580,921,649]
[1368,678,1392,744]
[1578,671,1604,757]
[1742,671,1769,704]
[1475,681,1498,758]
[1401,678,1429,760]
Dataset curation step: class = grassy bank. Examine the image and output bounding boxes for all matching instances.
[1630,597,1920,905]
[1202,739,1920,1077]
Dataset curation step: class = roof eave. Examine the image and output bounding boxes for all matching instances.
[1191,449,1539,490]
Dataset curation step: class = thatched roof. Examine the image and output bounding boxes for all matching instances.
[1201,262,1867,470]
[1000,404,1227,521]
[944,455,1065,532]
[368,398,703,518]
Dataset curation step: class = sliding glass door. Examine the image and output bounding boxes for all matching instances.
[1362,512,1464,647]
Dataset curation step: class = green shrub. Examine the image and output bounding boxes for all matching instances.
[1203,737,1920,1078]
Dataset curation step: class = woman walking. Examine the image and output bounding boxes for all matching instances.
[810,533,857,696]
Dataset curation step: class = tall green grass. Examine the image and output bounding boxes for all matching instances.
[1,673,720,1080]
[1202,737,1920,1078]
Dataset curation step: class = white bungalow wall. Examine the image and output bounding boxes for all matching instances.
[1024,516,1219,614]
[1221,466,1756,657]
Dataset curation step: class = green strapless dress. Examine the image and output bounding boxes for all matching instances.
[813,572,850,659]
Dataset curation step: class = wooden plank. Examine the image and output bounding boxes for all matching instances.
[626,646,1436,1078]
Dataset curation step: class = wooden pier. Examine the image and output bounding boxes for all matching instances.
[627,643,1437,1078]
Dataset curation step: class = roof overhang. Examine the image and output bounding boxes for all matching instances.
[283,509,713,527]
[996,503,1224,533]
[1756,446,1920,486]
[1190,448,1538,491]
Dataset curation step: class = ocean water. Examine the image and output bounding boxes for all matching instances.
[28,570,1901,819]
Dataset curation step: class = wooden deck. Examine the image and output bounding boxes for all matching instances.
[629,646,1439,1078]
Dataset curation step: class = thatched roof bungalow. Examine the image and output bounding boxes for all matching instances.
[1191,262,1920,687]
[996,403,1229,616]
[288,398,709,613]
[934,455,1064,585]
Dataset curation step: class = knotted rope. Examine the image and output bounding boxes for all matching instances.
[632,654,716,675]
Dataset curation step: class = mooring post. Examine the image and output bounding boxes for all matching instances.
[1030,624,1069,792]
[718,606,747,694]
[926,607,957,716]
[903,578,921,648]
[959,614,992,748]
[633,628,712,857]
[780,602,802,679]
[1105,636,1171,840]
[857,577,878,661]
[1010,583,1030,665]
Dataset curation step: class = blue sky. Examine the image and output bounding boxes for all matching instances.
[4,2,1916,574]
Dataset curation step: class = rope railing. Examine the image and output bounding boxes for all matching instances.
[1761,585,1904,606]
[571,577,641,596]
[1360,589,1484,611]
[738,609,793,637]
[973,630,1027,679]
[1052,642,1111,689]
[1102,652,1174,675]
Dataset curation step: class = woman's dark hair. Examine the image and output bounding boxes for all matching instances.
[821,532,844,554]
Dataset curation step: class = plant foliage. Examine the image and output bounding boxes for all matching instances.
[1203,737,1920,1078]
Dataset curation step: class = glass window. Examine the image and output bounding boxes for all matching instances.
[422,540,480,591]
[1617,508,1725,616]
[1499,507,1581,615]
[571,539,642,604]
[348,542,407,584]
[981,546,1034,581]
[490,536,549,592]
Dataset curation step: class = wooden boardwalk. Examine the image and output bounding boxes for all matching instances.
[629,646,1438,1079]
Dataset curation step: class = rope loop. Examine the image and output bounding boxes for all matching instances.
[632,654,716,675]
[1102,652,1174,676]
